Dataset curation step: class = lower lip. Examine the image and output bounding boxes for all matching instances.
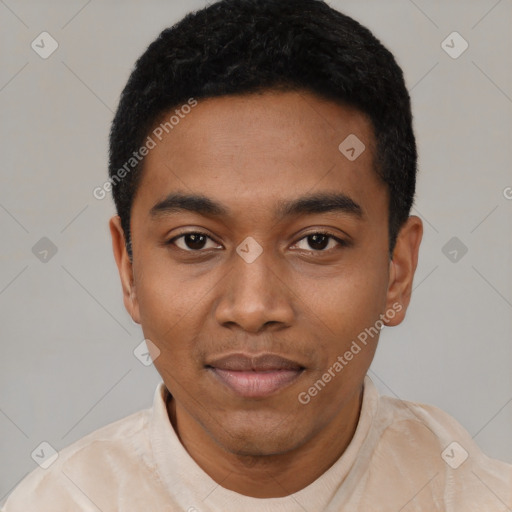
[209,368,304,398]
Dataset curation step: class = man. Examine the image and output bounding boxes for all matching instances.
[4,0,511,510]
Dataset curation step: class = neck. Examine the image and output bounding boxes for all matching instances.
[166,387,364,498]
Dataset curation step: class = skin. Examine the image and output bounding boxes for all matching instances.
[110,90,423,498]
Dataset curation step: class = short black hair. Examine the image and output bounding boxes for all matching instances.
[108,0,417,259]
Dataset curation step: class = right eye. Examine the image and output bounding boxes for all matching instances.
[165,231,223,252]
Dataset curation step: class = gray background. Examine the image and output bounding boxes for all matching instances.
[1,0,511,504]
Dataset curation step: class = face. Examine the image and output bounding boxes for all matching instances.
[110,90,422,458]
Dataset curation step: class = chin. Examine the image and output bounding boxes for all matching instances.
[211,416,307,458]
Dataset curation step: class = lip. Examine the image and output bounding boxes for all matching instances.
[208,368,304,398]
[206,352,304,371]
[206,353,305,398]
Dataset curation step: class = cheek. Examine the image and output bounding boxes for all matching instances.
[133,254,219,374]
[133,260,195,355]
[134,245,197,323]
[297,258,388,347]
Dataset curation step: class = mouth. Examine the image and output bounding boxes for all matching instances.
[205,353,306,398]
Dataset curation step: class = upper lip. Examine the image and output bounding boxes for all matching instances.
[206,353,305,372]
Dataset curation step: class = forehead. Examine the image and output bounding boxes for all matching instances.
[133,90,385,222]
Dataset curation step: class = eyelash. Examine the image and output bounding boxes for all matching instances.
[165,230,349,254]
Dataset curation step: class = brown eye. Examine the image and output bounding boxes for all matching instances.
[293,232,347,252]
[167,232,221,252]
[306,233,330,251]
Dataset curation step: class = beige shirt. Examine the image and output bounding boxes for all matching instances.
[3,375,511,511]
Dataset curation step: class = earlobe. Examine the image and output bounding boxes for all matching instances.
[109,216,141,324]
[127,286,141,324]
[383,215,423,327]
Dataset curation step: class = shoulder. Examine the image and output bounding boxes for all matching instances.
[371,391,512,509]
[2,407,154,511]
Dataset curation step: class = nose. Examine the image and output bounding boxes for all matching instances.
[214,245,295,333]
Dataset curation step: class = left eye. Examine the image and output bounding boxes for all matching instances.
[293,232,346,252]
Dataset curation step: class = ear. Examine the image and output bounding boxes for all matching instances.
[383,215,423,326]
[109,216,141,324]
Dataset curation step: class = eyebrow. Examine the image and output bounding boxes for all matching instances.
[150,191,364,221]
